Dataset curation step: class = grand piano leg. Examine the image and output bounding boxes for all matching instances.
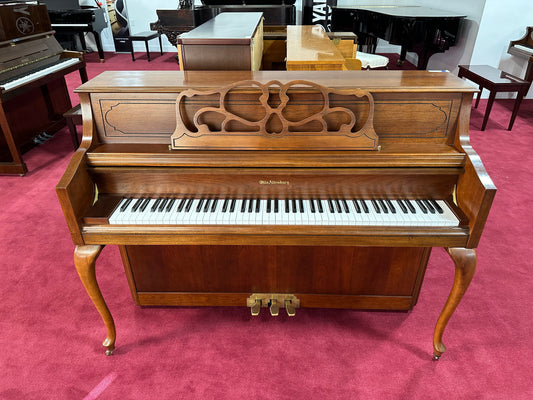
[433,247,476,360]
[74,245,116,355]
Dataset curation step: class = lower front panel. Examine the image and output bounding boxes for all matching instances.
[120,245,431,311]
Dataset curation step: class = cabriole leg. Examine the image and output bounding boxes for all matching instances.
[74,245,116,355]
[433,247,477,360]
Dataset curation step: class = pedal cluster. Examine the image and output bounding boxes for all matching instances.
[246,294,300,317]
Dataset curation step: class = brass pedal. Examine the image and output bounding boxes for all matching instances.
[250,299,261,316]
[285,299,296,317]
[269,299,279,316]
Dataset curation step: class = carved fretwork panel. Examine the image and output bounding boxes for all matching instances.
[171,80,379,150]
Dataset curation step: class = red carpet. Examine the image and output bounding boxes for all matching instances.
[0,52,532,399]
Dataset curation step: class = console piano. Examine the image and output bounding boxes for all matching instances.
[150,1,295,47]
[508,26,533,82]
[57,70,495,358]
[43,0,107,62]
[0,1,87,175]
[330,5,465,70]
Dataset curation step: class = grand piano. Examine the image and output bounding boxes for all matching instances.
[57,70,495,359]
[330,5,465,70]
[0,1,87,175]
[43,0,107,62]
[150,0,296,47]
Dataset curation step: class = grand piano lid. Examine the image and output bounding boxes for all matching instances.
[201,0,295,5]
[334,5,465,18]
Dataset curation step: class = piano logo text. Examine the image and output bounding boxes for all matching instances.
[259,180,289,186]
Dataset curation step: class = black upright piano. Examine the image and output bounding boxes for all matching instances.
[0,1,87,175]
[151,0,296,47]
[42,0,107,62]
[331,5,465,70]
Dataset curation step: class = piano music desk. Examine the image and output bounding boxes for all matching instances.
[458,65,531,131]
[128,31,163,62]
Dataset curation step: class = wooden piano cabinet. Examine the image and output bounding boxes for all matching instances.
[119,245,431,310]
[58,71,496,358]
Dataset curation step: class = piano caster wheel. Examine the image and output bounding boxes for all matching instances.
[397,59,404,67]
[105,349,114,356]
[432,353,441,361]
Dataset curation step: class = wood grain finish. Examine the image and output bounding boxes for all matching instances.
[57,70,495,357]
[178,13,263,71]
[286,26,346,71]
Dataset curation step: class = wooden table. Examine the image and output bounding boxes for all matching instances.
[458,64,531,130]
[286,25,346,71]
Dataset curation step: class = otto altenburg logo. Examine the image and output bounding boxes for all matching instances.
[16,17,34,35]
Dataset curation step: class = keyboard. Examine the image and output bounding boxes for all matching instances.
[108,197,460,227]
[0,58,80,92]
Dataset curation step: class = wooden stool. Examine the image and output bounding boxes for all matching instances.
[128,31,163,61]
[63,105,82,149]
[458,64,531,131]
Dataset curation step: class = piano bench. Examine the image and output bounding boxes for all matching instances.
[63,105,82,150]
[128,31,163,62]
[458,65,531,131]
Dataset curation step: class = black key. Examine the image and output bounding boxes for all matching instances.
[120,198,133,212]
[158,198,169,212]
[299,199,304,213]
[423,199,435,214]
[140,198,151,212]
[352,199,361,213]
[396,199,408,213]
[165,198,176,212]
[196,198,205,212]
[404,199,416,213]
[317,199,324,213]
[177,198,187,212]
[341,199,349,213]
[430,199,444,214]
[222,198,229,212]
[285,199,290,213]
[415,199,428,214]
[327,199,335,213]
[274,199,279,213]
[378,199,388,214]
[255,199,261,213]
[203,198,212,212]
[211,198,218,212]
[334,199,342,213]
[248,198,254,213]
[310,199,316,213]
[385,199,396,214]
[371,199,381,213]
[151,198,162,212]
[132,198,144,212]
[267,199,272,213]
[292,199,297,213]
[241,199,247,213]
[185,198,194,212]
[230,199,236,213]
[360,199,369,213]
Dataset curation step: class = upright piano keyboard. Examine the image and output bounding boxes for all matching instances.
[57,70,495,358]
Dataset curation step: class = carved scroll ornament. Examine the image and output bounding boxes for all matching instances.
[171,80,379,150]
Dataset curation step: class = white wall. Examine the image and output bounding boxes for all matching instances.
[471,0,533,98]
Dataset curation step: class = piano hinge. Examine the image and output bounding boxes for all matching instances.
[246,293,300,317]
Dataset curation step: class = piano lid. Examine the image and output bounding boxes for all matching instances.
[40,0,80,11]
[201,0,295,5]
